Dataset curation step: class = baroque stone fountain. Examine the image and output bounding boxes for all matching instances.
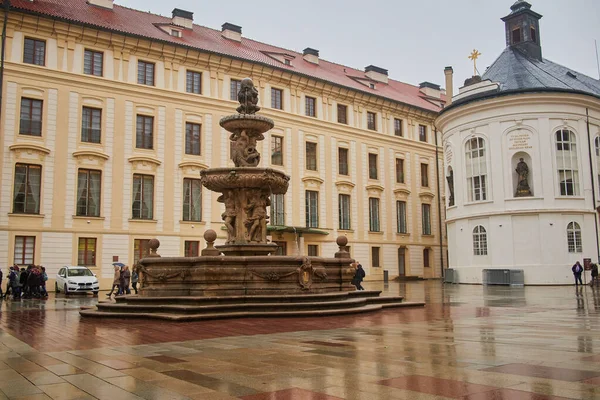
[80,79,424,321]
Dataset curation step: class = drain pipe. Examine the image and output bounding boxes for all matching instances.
[434,127,444,278]
[586,108,600,263]
[0,0,10,122]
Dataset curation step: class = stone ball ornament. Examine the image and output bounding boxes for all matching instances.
[336,235,348,247]
[204,229,217,243]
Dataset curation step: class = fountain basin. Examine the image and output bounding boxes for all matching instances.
[200,167,289,194]
[220,114,274,135]
[134,255,355,296]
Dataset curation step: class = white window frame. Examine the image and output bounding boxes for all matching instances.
[270,193,285,226]
[465,137,488,202]
[556,129,579,196]
[338,194,351,230]
[567,221,582,253]
[473,225,488,256]
[396,200,407,234]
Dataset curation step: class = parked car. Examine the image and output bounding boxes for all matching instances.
[55,266,99,295]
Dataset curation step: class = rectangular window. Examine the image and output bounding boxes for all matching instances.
[14,236,35,265]
[421,163,429,187]
[83,49,103,76]
[369,197,380,232]
[305,190,319,228]
[230,79,242,100]
[470,175,487,201]
[338,148,349,175]
[306,142,317,171]
[13,164,41,214]
[76,169,101,217]
[372,247,380,267]
[133,239,151,264]
[308,244,319,257]
[337,104,347,124]
[422,204,432,235]
[185,122,201,155]
[81,107,102,143]
[396,201,407,234]
[77,238,97,266]
[367,111,376,131]
[273,241,287,256]
[339,194,351,230]
[396,158,404,183]
[186,70,202,94]
[184,241,200,257]
[271,88,283,110]
[19,98,43,136]
[419,125,427,142]
[305,96,316,117]
[182,178,202,222]
[136,115,154,149]
[23,38,45,66]
[512,28,521,44]
[424,248,431,268]
[369,153,378,180]
[271,136,283,166]
[132,174,154,220]
[137,61,155,86]
[270,193,285,226]
[394,118,403,136]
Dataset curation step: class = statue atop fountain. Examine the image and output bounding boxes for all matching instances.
[200,78,289,256]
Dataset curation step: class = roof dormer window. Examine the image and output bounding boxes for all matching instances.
[171,29,182,37]
[284,59,291,66]
[369,83,375,89]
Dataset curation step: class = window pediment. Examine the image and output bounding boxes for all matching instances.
[73,150,109,161]
[335,180,355,193]
[419,191,435,199]
[302,176,324,188]
[128,156,161,172]
[178,161,208,175]
[9,143,50,159]
[394,188,411,199]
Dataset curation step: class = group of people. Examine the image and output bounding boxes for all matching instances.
[572,261,599,286]
[0,265,48,300]
[106,263,138,297]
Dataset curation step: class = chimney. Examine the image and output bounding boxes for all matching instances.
[365,65,388,84]
[172,9,193,29]
[303,48,319,65]
[419,81,441,99]
[88,0,114,9]
[444,66,453,105]
[222,23,242,42]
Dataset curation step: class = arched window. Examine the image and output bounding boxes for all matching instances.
[465,137,487,202]
[567,222,582,253]
[556,129,579,196]
[595,136,600,196]
[473,225,488,256]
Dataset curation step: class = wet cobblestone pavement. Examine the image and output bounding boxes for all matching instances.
[1,281,600,399]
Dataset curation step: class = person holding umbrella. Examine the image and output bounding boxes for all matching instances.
[107,262,124,297]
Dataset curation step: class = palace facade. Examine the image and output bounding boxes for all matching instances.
[0,0,447,289]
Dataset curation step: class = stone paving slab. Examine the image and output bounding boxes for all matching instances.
[1,282,600,399]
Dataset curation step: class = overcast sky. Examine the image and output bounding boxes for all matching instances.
[116,0,600,90]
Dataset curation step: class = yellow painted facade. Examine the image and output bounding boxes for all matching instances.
[0,9,446,289]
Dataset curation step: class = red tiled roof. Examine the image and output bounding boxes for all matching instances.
[6,0,444,113]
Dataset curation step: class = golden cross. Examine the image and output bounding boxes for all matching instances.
[468,49,482,76]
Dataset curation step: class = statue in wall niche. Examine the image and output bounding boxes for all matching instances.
[236,78,261,115]
[515,158,532,197]
[446,169,455,207]
[244,190,270,243]
[220,190,237,244]
[230,130,261,167]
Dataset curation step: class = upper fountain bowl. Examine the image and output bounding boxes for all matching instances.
[220,114,274,136]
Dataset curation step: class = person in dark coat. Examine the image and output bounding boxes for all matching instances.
[131,269,139,294]
[19,267,29,298]
[120,265,131,295]
[353,263,366,290]
[27,266,42,298]
[572,261,583,286]
[591,263,599,286]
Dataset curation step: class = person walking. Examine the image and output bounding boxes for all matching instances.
[353,263,366,290]
[131,268,139,294]
[0,267,3,299]
[572,261,584,286]
[120,265,131,295]
[106,263,123,297]
[40,266,49,297]
[591,263,599,287]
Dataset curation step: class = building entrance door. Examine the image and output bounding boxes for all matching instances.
[398,247,406,277]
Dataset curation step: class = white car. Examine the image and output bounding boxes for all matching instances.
[55,266,99,295]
